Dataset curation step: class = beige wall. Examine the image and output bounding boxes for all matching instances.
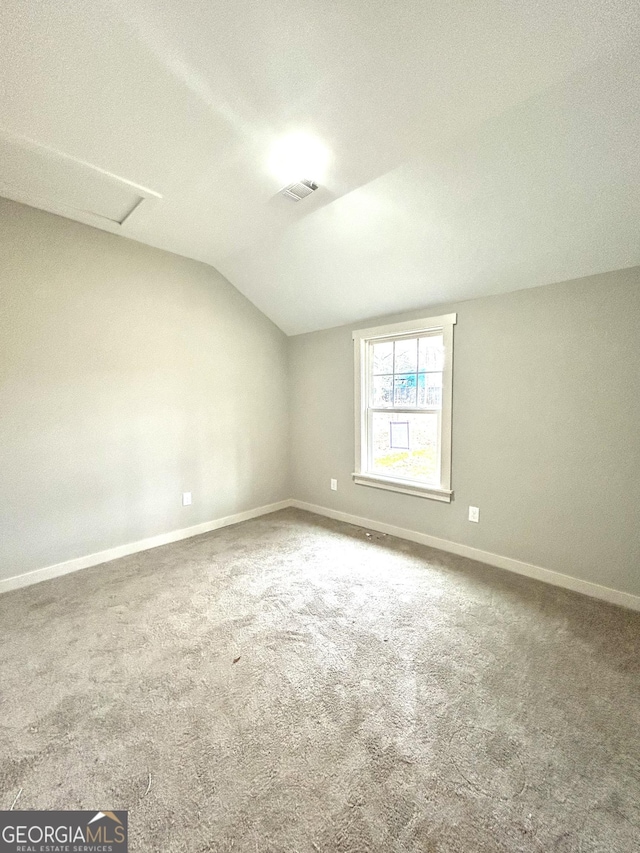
[289,267,640,597]
[0,199,289,581]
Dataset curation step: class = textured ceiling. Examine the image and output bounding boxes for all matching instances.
[1,0,638,333]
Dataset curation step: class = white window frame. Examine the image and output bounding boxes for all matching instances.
[352,313,456,502]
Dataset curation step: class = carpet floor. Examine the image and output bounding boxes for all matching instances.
[1,508,639,852]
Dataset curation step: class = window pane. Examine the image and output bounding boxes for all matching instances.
[371,412,439,483]
[372,374,393,407]
[373,341,393,375]
[394,374,417,406]
[419,335,444,371]
[394,338,418,373]
[418,372,443,408]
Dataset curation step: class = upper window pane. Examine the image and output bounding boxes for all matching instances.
[394,338,418,374]
[372,374,393,407]
[394,374,417,407]
[419,335,444,371]
[417,372,443,408]
[373,341,393,375]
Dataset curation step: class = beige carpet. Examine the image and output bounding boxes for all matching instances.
[1,508,639,852]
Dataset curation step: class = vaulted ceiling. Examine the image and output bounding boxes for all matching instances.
[1,0,638,333]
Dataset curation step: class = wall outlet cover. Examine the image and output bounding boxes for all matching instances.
[330,479,338,491]
[182,492,192,506]
[468,506,479,523]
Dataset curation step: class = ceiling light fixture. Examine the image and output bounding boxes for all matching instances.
[268,131,330,188]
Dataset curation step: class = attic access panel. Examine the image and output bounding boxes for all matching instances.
[0,130,161,226]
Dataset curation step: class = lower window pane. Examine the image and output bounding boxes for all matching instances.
[370,412,439,483]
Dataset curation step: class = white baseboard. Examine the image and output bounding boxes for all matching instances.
[0,500,293,595]
[4,498,639,612]
[291,499,640,612]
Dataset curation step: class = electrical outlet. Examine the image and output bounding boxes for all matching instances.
[182,492,192,506]
[468,506,479,523]
[330,478,338,491]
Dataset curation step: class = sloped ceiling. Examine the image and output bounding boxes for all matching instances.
[1,0,638,334]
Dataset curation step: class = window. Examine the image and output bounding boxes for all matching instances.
[352,313,456,501]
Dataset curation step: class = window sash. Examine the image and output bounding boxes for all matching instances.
[365,408,443,487]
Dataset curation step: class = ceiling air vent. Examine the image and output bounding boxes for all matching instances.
[279,179,318,201]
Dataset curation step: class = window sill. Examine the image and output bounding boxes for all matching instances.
[351,472,453,502]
